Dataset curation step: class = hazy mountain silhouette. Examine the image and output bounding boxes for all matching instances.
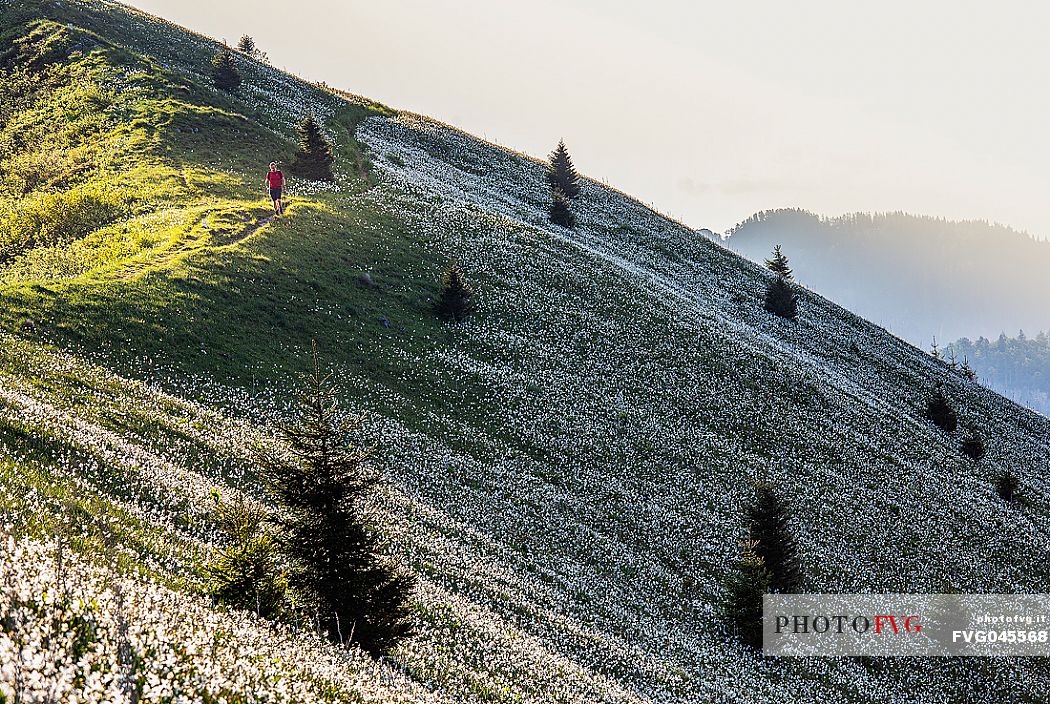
[724,209,1049,347]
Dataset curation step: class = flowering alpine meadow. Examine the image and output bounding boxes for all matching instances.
[4,0,1050,702]
[351,113,1050,700]
[0,532,444,704]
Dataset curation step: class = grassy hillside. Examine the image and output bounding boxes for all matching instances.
[3,1,1050,702]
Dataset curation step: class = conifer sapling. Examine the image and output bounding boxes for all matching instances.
[930,337,943,360]
[549,188,576,228]
[924,387,958,433]
[960,428,986,462]
[262,342,415,655]
[995,470,1019,503]
[211,46,242,91]
[727,537,772,648]
[764,276,798,321]
[290,113,335,181]
[435,263,475,322]
[546,140,581,200]
[205,493,286,618]
[747,483,802,593]
[764,245,794,281]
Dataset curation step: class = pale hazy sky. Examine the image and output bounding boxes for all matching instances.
[129,0,1050,237]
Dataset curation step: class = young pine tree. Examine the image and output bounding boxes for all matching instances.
[929,337,943,361]
[726,537,772,648]
[237,35,269,62]
[546,140,581,200]
[995,470,1019,503]
[764,245,794,281]
[263,343,415,655]
[960,428,986,462]
[205,492,286,618]
[763,276,798,320]
[290,113,335,181]
[211,46,242,91]
[924,387,958,432]
[549,188,576,228]
[946,347,959,370]
[435,263,475,322]
[960,357,978,381]
[747,483,802,593]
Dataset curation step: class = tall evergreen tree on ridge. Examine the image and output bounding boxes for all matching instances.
[764,244,793,281]
[210,45,242,91]
[747,483,802,593]
[546,140,580,200]
[291,113,335,181]
[262,342,415,655]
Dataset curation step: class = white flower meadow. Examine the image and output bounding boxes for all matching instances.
[6,1,1050,701]
[351,113,1050,701]
[0,533,441,704]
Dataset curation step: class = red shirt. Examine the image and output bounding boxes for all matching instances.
[266,170,284,188]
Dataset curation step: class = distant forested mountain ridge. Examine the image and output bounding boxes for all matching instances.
[724,209,1050,346]
[949,332,1050,415]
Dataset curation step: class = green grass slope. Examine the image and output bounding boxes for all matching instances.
[2,1,1050,703]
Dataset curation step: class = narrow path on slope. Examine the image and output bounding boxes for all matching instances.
[220,214,274,248]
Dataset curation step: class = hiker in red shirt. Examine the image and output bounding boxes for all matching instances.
[265,162,285,215]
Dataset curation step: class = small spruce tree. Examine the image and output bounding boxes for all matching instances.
[290,113,335,181]
[546,140,580,200]
[211,46,242,91]
[205,492,286,618]
[435,263,475,322]
[237,34,269,62]
[764,245,794,281]
[924,387,958,432]
[763,276,798,320]
[549,188,576,228]
[929,337,943,361]
[946,347,959,370]
[727,537,772,648]
[747,483,802,593]
[263,343,415,655]
[995,470,1019,503]
[960,357,978,381]
[960,429,986,462]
